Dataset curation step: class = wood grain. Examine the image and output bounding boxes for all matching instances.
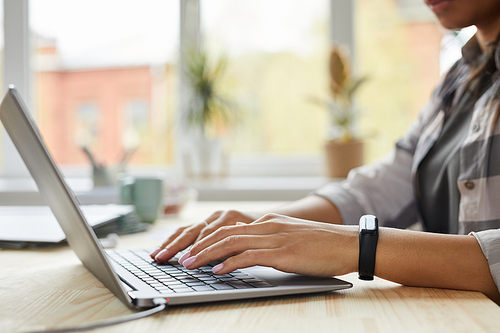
[1,202,500,333]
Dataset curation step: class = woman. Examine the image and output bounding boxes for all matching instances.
[151,0,500,303]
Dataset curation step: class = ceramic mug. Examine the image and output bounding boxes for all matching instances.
[119,176,163,223]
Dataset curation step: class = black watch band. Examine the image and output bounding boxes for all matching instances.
[358,215,379,281]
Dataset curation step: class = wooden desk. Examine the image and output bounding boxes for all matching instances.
[2,202,500,333]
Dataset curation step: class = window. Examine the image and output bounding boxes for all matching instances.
[30,0,179,168]
[75,103,100,162]
[200,0,330,157]
[355,0,442,162]
[2,0,474,180]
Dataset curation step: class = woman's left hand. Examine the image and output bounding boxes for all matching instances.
[179,213,359,277]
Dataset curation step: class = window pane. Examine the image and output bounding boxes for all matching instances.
[30,0,179,167]
[355,0,443,162]
[200,0,330,156]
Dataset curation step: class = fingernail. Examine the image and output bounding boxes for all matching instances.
[212,263,224,274]
[178,251,191,265]
[182,256,197,268]
[155,249,169,262]
[150,247,162,258]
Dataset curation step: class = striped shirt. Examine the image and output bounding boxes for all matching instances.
[315,35,500,293]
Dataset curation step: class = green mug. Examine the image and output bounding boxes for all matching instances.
[119,176,163,223]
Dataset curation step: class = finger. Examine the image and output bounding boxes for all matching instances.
[192,222,283,255]
[204,210,224,224]
[150,226,188,258]
[195,210,241,242]
[182,234,281,270]
[155,222,205,262]
[211,249,279,275]
[195,223,220,243]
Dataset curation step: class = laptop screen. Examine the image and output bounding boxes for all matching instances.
[0,86,133,307]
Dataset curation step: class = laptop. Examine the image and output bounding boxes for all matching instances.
[0,85,352,310]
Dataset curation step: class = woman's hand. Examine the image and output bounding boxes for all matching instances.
[151,210,264,262]
[179,213,359,277]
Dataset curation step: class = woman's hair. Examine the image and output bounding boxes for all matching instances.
[467,32,500,97]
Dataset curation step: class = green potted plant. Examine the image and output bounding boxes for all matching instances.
[182,47,240,179]
[311,45,368,178]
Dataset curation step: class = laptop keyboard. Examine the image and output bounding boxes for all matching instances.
[106,249,274,294]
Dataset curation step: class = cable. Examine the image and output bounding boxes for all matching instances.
[26,298,168,333]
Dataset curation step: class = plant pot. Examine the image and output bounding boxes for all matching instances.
[182,137,228,180]
[324,140,364,178]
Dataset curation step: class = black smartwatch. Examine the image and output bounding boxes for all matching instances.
[358,214,379,281]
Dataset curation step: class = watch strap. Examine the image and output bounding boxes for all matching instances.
[358,232,378,280]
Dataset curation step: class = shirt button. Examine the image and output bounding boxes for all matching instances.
[465,181,475,190]
[472,123,480,133]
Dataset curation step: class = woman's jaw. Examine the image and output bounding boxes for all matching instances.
[425,0,500,49]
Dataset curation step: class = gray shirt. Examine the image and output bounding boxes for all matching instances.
[416,73,495,233]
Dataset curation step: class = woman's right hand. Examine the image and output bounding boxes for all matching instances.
[150,210,264,263]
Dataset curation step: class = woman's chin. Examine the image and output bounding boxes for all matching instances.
[435,17,473,31]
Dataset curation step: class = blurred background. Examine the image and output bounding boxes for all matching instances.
[0,0,476,202]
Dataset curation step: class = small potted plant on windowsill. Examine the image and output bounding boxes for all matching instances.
[311,45,368,178]
[182,47,241,180]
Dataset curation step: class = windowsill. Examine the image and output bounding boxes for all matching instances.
[192,177,335,201]
[0,178,118,205]
[0,176,338,205]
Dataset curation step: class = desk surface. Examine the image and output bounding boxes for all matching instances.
[2,202,500,333]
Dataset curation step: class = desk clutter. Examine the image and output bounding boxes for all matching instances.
[0,205,149,249]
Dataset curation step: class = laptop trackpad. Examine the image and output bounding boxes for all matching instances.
[242,266,347,286]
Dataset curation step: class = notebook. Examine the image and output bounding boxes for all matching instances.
[0,205,145,248]
[0,85,352,309]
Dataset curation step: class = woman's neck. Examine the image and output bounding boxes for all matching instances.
[476,16,500,52]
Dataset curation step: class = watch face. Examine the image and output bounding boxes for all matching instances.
[360,215,378,232]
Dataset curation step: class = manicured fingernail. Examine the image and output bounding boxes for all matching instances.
[182,256,197,268]
[155,249,169,262]
[150,247,162,258]
[178,251,191,265]
[212,263,224,274]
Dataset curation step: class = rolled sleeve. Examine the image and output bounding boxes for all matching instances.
[315,183,365,225]
[471,229,500,293]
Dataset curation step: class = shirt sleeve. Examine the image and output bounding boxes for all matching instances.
[471,229,500,294]
[314,146,417,227]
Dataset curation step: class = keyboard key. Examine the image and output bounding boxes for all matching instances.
[231,273,250,278]
[198,266,214,272]
[162,281,184,286]
[184,282,206,287]
[218,277,239,283]
[227,281,254,289]
[241,278,264,283]
[157,276,177,281]
[172,287,193,293]
[211,283,235,290]
[198,277,218,283]
[157,288,172,294]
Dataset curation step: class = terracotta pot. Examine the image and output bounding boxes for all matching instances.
[324,140,364,178]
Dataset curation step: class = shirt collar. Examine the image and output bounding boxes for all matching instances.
[462,34,500,70]
[461,35,483,65]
